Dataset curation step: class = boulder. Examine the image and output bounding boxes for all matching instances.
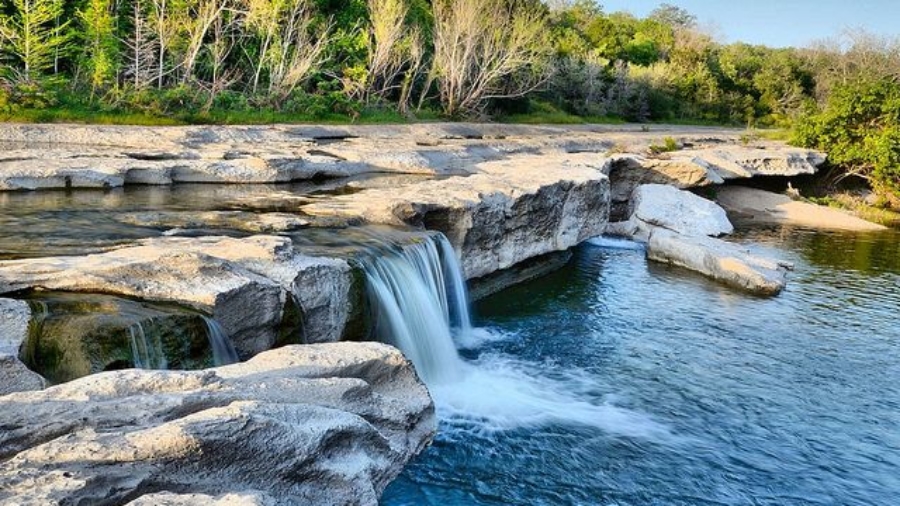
[609,183,733,241]
[647,229,792,296]
[0,342,435,506]
[0,298,46,395]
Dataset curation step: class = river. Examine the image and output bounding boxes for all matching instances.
[383,227,900,506]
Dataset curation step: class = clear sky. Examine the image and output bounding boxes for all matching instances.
[598,0,900,48]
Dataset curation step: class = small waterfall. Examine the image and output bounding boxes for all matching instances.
[362,233,470,384]
[201,316,240,366]
[127,322,168,370]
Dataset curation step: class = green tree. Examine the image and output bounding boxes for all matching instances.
[794,77,900,202]
[0,0,72,80]
[78,0,118,91]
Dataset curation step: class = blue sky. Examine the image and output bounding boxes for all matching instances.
[598,0,900,48]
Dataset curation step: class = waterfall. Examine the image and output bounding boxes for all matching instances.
[127,322,168,370]
[201,316,240,366]
[362,233,470,384]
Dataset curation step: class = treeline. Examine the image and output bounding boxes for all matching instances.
[1,0,898,201]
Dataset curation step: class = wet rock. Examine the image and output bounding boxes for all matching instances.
[647,228,792,296]
[18,293,211,384]
[0,342,435,506]
[0,298,46,394]
[118,211,311,233]
[0,236,354,357]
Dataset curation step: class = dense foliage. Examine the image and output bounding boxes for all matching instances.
[0,0,898,201]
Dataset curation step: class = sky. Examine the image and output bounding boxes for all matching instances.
[597,0,900,48]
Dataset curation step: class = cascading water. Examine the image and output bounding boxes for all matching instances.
[201,316,240,366]
[362,231,670,435]
[127,322,168,370]
[361,233,470,384]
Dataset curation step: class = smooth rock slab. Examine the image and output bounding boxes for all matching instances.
[609,184,733,241]
[714,186,887,231]
[0,342,435,506]
[647,229,792,296]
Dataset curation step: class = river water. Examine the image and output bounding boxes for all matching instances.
[383,227,900,506]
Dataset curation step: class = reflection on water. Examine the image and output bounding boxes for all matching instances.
[0,174,429,259]
[384,226,900,506]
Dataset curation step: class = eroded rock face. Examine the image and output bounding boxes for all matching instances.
[0,236,354,357]
[608,183,733,241]
[647,229,792,296]
[305,153,611,279]
[0,298,46,395]
[0,342,436,506]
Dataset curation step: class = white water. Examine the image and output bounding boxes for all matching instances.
[362,233,670,439]
[587,235,646,250]
[201,316,240,366]
[363,234,468,384]
[127,322,168,370]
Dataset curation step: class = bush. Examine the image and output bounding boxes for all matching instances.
[793,77,900,203]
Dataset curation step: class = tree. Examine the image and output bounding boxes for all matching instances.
[123,0,157,89]
[649,3,696,29]
[429,0,552,117]
[794,77,900,202]
[78,0,118,92]
[246,0,330,101]
[0,0,72,80]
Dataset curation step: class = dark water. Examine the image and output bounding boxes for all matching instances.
[383,228,900,506]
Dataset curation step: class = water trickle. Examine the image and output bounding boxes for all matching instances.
[127,322,168,370]
[361,233,471,384]
[201,317,240,366]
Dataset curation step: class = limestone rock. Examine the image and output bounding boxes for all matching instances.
[0,298,46,395]
[0,342,435,506]
[304,153,612,279]
[0,236,354,357]
[0,124,824,191]
[611,184,734,241]
[647,228,792,296]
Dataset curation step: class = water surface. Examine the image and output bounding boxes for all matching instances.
[384,228,900,506]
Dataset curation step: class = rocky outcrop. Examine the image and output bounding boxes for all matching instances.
[305,153,611,279]
[0,124,823,191]
[648,229,792,296]
[606,144,824,219]
[0,236,354,356]
[0,342,435,506]
[607,183,733,241]
[0,298,46,395]
[608,184,790,295]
